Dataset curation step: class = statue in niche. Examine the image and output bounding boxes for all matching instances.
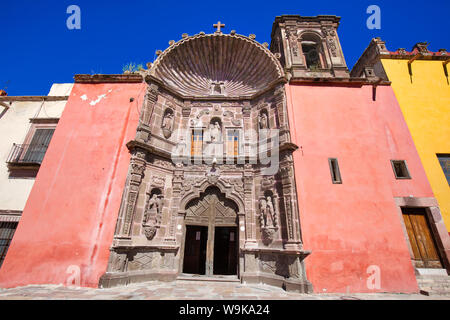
[204,121,222,159]
[260,196,275,228]
[258,112,269,129]
[143,192,163,240]
[259,195,278,245]
[210,121,222,142]
[161,110,174,138]
[266,196,275,226]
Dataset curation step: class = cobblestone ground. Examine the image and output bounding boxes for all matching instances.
[0,280,449,300]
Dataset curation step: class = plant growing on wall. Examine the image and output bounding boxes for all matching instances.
[122,62,144,74]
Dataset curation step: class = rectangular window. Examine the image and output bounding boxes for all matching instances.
[437,154,450,185]
[328,158,342,184]
[0,222,18,268]
[391,160,411,179]
[23,128,55,163]
[191,130,203,156]
[226,130,240,157]
[7,122,57,178]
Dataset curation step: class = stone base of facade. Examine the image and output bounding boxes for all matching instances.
[99,270,178,288]
[241,272,313,293]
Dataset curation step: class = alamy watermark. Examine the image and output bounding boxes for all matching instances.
[366,265,381,290]
[66,5,81,30]
[366,5,381,30]
[170,128,280,175]
[66,265,81,286]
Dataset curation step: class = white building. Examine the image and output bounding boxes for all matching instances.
[0,83,72,267]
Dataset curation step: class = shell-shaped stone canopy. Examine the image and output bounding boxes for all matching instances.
[150,33,285,97]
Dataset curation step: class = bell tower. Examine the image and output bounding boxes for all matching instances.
[270,15,350,79]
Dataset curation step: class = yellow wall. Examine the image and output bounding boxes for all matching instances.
[382,59,450,230]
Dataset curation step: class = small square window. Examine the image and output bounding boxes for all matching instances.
[391,160,411,179]
[328,158,342,184]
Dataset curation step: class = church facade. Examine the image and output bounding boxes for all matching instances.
[0,15,449,294]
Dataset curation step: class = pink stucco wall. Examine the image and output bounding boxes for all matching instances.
[285,83,433,293]
[0,82,146,288]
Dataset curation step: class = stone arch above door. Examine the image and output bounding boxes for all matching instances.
[185,186,238,226]
[179,178,245,217]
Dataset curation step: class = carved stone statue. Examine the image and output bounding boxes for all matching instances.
[259,112,269,129]
[210,121,222,142]
[259,195,278,245]
[259,198,268,226]
[144,194,161,223]
[260,196,275,227]
[143,193,163,240]
[162,111,174,138]
[266,196,275,227]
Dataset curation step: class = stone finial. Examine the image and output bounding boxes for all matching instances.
[274,53,281,59]
[230,30,236,35]
[156,50,162,56]
[412,42,429,54]
[182,33,189,39]
[199,31,205,35]
[262,42,269,48]
[146,62,152,69]
[169,40,175,46]
[249,34,256,40]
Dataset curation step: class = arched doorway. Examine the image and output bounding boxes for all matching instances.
[182,186,239,276]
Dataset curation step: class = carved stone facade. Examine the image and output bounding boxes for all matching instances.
[99,24,312,293]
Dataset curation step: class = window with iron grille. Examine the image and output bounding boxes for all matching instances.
[7,127,55,167]
[0,222,18,268]
[23,128,55,163]
[437,154,450,185]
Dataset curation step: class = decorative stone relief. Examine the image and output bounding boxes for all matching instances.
[285,27,299,57]
[322,26,338,57]
[222,110,242,126]
[108,251,127,272]
[206,164,221,185]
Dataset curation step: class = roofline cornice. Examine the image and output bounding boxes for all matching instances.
[74,74,144,84]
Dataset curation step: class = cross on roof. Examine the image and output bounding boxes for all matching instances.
[213,21,225,33]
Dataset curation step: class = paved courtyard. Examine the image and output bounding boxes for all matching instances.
[0,280,449,300]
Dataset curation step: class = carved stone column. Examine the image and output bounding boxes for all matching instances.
[117,149,146,239]
[244,164,257,247]
[142,84,159,125]
[136,84,158,144]
[164,165,183,244]
[279,152,302,250]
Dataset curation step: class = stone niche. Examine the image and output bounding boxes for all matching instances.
[100,30,312,293]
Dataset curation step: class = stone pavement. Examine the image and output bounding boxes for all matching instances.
[0,280,449,300]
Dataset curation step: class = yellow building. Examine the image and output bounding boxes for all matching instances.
[352,39,450,232]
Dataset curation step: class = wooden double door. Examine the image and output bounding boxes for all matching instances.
[183,225,238,276]
[402,207,443,269]
[182,188,239,276]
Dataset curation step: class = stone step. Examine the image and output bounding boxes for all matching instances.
[417,275,450,296]
[176,274,241,283]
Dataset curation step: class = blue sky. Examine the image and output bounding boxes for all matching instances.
[1,0,449,95]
